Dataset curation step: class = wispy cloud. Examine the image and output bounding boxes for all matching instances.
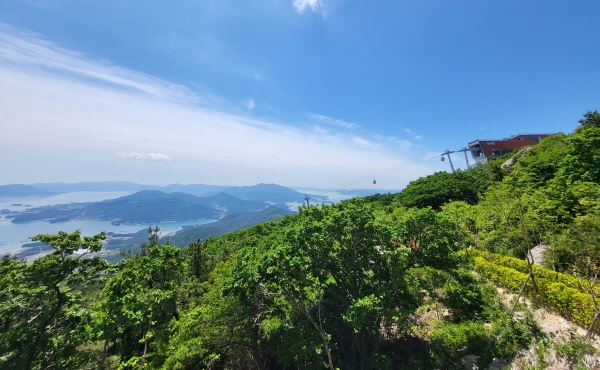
[353,137,372,147]
[293,0,322,13]
[0,23,220,104]
[307,113,358,129]
[403,127,422,141]
[0,24,437,188]
[292,0,329,18]
[116,152,172,161]
[241,98,256,110]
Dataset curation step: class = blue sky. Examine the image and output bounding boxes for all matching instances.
[1,0,599,189]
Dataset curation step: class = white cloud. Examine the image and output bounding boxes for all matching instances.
[117,152,172,161]
[0,25,437,189]
[397,139,413,149]
[306,113,358,129]
[0,23,219,104]
[241,98,256,110]
[403,127,422,141]
[353,137,372,147]
[293,0,322,13]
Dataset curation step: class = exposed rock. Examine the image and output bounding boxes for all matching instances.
[442,309,453,319]
[485,357,508,370]
[529,244,548,266]
[461,354,479,370]
[514,311,526,321]
[501,146,534,169]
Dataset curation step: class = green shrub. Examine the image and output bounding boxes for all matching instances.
[443,269,492,322]
[555,329,598,364]
[492,311,545,358]
[429,322,491,368]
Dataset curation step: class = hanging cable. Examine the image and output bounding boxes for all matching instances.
[307,152,444,199]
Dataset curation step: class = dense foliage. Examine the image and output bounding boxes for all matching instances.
[1,112,599,369]
[395,166,494,210]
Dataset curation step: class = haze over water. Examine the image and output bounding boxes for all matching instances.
[0,191,217,255]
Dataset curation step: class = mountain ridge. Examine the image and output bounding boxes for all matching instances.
[0,184,55,198]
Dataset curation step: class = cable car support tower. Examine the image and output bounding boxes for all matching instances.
[457,147,470,168]
[441,150,456,173]
[303,195,311,207]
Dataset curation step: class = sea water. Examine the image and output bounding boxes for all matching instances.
[0,191,217,255]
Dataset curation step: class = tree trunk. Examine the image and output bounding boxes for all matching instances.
[99,326,110,369]
[586,312,599,340]
[250,325,265,370]
[141,313,152,368]
[295,296,335,370]
[511,273,531,314]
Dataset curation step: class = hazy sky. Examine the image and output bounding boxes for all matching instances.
[1,1,598,189]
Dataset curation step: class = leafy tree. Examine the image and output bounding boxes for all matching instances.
[98,233,184,368]
[166,221,291,369]
[396,167,494,210]
[226,203,417,370]
[0,231,109,369]
[505,133,569,188]
[560,126,600,184]
[439,201,479,248]
[393,207,465,270]
[476,184,538,257]
[577,109,600,131]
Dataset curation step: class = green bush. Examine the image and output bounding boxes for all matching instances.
[429,322,491,368]
[492,311,545,358]
[555,328,598,364]
[444,269,492,322]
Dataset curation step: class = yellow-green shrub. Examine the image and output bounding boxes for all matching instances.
[473,257,531,294]
[467,249,599,295]
[471,255,599,333]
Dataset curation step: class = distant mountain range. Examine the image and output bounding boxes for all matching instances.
[3,181,316,200]
[1,181,393,202]
[8,190,273,224]
[0,184,55,198]
[16,206,295,261]
[1,182,397,227]
[31,182,231,197]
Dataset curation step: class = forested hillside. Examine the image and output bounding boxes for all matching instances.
[1,112,599,369]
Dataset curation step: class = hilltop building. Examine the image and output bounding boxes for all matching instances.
[468,133,554,165]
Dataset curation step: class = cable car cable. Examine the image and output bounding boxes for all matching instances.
[307,152,444,199]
